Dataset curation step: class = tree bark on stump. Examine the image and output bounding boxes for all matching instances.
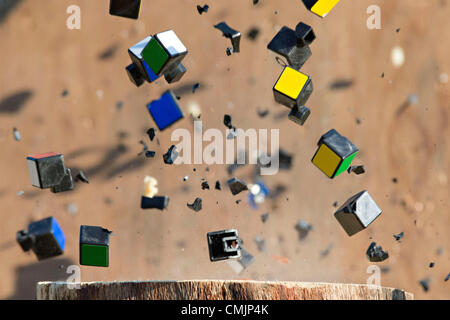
[37,280,413,300]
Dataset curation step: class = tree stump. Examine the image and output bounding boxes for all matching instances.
[37,280,413,300]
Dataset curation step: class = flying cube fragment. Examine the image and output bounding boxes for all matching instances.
[366,242,389,262]
[110,0,142,19]
[301,0,341,18]
[311,129,358,179]
[16,217,65,261]
[214,22,241,55]
[288,105,311,126]
[227,177,248,195]
[80,226,112,267]
[126,30,188,86]
[334,190,382,236]
[27,152,74,193]
[147,91,184,131]
[268,22,316,70]
[273,66,313,109]
[207,229,241,262]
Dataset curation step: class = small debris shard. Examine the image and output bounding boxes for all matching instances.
[393,231,404,242]
[295,220,313,240]
[145,150,155,158]
[215,180,221,190]
[201,181,210,190]
[62,89,69,97]
[261,213,269,223]
[419,278,430,292]
[187,197,202,212]
[347,165,366,175]
[445,274,449,282]
[366,242,389,262]
[147,128,156,141]
[238,247,255,269]
[196,4,209,15]
[192,83,200,93]
[163,145,179,164]
[13,127,21,141]
[329,79,354,90]
[257,108,269,118]
[224,114,234,129]
[227,177,248,195]
[254,235,267,253]
[214,22,241,54]
[429,262,435,268]
[246,27,260,41]
[76,171,90,184]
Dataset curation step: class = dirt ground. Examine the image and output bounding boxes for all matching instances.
[0,0,449,300]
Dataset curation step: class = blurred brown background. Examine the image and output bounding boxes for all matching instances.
[0,0,449,299]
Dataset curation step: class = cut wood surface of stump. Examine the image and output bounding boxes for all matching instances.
[37,280,413,300]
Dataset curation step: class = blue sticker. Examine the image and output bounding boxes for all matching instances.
[147,91,183,130]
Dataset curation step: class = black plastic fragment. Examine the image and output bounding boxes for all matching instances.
[227,177,248,195]
[141,195,169,210]
[76,170,89,184]
[187,198,203,212]
[163,145,178,164]
[366,242,389,262]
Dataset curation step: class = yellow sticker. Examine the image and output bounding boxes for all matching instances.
[274,67,308,100]
[312,144,341,178]
[311,0,340,18]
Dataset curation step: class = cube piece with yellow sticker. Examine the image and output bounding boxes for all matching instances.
[301,0,340,18]
[311,129,358,179]
[273,66,313,109]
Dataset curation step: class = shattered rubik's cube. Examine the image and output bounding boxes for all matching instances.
[147,90,184,130]
[311,129,358,179]
[26,152,74,193]
[334,190,382,236]
[207,229,241,262]
[80,225,112,267]
[17,217,66,261]
[268,22,315,126]
[126,30,188,86]
[301,0,341,18]
[109,0,142,19]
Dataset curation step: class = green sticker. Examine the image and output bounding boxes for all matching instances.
[80,244,109,267]
[334,151,358,178]
[142,38,169,75]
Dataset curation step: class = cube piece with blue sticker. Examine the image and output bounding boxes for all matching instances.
[16,217,66,261]
[147,91,184,130]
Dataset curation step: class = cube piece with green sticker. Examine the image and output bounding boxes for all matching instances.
[142,30,188,77]
[80,226,111,267]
